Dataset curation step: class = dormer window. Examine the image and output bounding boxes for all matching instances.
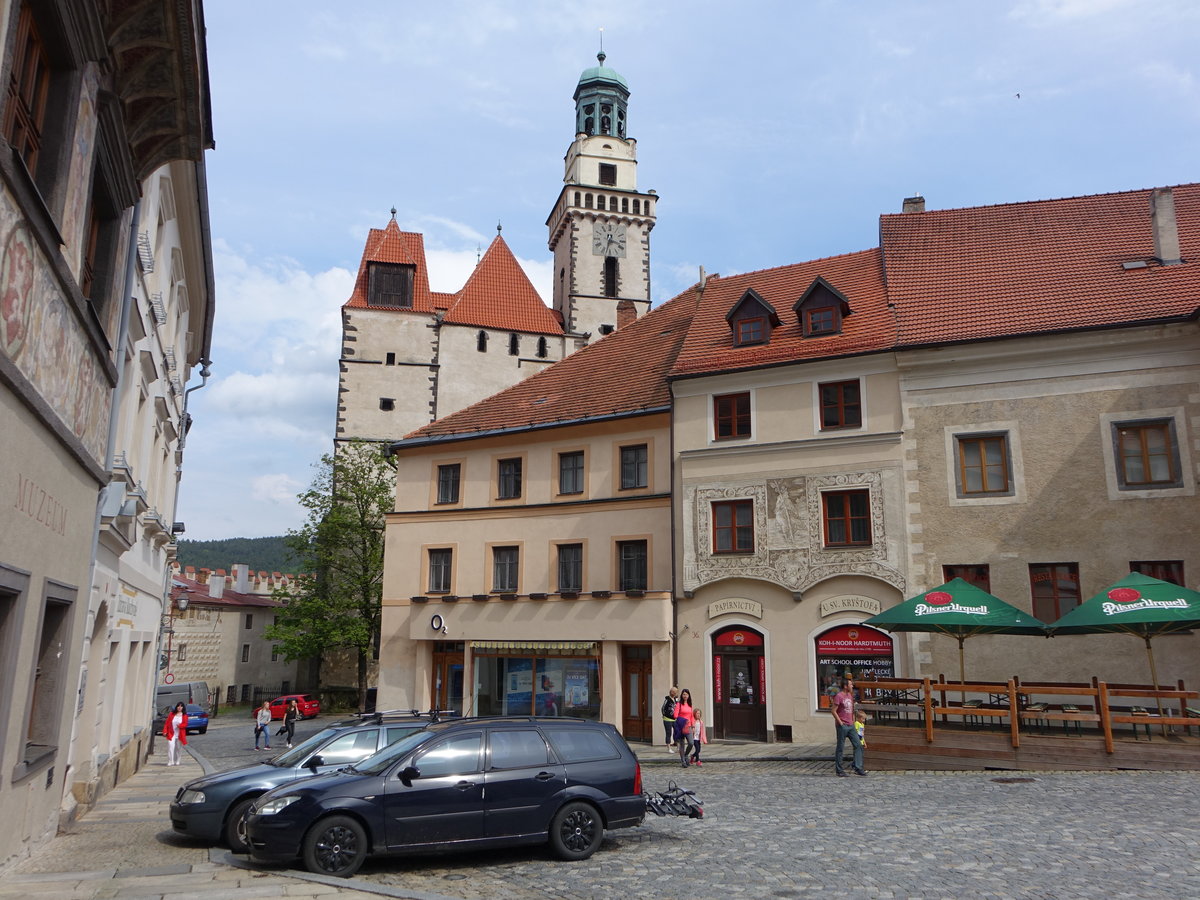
[726,289,780,347]
[795,276,851,337]
[804,306,837,335]
[367,262,415,308]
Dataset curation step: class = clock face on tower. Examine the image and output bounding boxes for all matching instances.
[592,222,627,257]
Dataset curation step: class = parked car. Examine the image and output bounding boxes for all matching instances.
[252,693,320,720]
[152,702,209,735]
[245,716,646,877]
[170,712,437,852]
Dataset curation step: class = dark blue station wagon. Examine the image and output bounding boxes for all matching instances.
[245,717,645,877]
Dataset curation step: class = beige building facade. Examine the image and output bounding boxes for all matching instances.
[379,183,1200,750]
[0,0,212,869]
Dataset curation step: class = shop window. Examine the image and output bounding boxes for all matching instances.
[557,543,583,592]
[619,444,647,490]
[712,500,754,553]
[822,490,871,547]
[617,540,647,591]
[428,549,452,594]
[1113,420,1180,489]
[955,434,1011,495]
[814,624,894,709]
[943,564,991,593]
[1130,560,1184,586]
[558,451,584,495]
[713,392,751,439]
[497,458,522,499]
[24,582,75,772]
[1029,563,1080,621]
[492,546,519,593]
[819,380,861,430]
[472,647,600,719]
[437,463,461,504]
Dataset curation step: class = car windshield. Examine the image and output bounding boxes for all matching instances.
[347,730,434,776]
[269,728,341,767]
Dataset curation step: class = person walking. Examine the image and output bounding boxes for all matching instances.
[688,708,708,767]
[831,676,866,776]
[254,700,273,751]
[674,688,695,768]
[661,686,679,752]
[283,699,299,748]
[163,701,188,766]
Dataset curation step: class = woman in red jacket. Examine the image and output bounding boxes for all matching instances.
[163,701,188,766]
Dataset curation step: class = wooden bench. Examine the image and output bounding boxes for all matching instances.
[1019,703,1100,735]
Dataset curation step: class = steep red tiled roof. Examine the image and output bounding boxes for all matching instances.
[400,287,702,441]
[170,575,283,609]
[442,236,562,335]
[670,248,893,377]
[882,184,1200,346]
[343,218,434,312]
[393,182,1200,445]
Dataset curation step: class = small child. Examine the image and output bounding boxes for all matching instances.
[689,708,708,766]
[854,707,867,749]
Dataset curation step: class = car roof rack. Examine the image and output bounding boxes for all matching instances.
[358,708,461,725]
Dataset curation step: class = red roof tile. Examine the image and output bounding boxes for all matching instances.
[391,182,1200,445]
[343,218,435,312]
[442,236,562,335]
[399,287,702,441]
[170,575,283,609]
[670,249,893,378]
[881,184,1200,347]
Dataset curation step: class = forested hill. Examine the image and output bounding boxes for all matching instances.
[176,536,297,574]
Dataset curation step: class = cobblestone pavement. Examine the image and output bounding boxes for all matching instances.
[3,746,1198,899]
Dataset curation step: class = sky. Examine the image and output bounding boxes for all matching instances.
[178,0,1200,542]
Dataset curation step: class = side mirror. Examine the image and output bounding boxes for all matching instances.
[304,754,325,773]
[399,765,420,787]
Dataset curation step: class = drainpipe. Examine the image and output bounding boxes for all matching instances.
[66,198,142,808]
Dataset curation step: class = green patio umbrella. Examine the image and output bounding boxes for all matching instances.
[1048,572,1200,702]
[863,578,1050,685]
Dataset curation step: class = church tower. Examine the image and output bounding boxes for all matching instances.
[547,53,657,340]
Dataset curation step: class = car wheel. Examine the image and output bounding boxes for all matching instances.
[549,801,603,861]
[303,815,368,878]
[199,727,207,734]
[223,796,257,853]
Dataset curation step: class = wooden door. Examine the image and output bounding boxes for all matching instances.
[621,645,652,742]
[431,642,464,715]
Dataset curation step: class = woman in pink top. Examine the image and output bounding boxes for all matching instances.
[674,688,695,767]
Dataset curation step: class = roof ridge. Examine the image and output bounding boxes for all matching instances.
[879,181,1200,221]
[707,246,882,285]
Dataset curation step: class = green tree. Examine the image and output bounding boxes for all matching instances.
[266,440,394,710]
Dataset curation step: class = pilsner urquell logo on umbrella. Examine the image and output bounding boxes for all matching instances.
[1100,587,1190,617]
[914,590,989,616]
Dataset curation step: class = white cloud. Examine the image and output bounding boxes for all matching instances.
[252,472,305,505]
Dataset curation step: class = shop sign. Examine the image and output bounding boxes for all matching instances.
[816,624,893,656]
[819,595,882,617]
[815,624,895,707]
[707,597,763,619]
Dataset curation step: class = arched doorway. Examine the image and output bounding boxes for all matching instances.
[712,625,767,741]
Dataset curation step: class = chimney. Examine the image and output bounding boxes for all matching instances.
[233,563,250,594]
[902,195,925,214]
[197,567,209,585]
[1151,188,1182,265]
[209,574,226,599]
[616,298,636,330]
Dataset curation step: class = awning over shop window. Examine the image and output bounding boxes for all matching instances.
[471,641,598,652]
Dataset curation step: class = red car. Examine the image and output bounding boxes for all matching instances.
[252,693,320,720]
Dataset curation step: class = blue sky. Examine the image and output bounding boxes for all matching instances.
[178,0,1200,541]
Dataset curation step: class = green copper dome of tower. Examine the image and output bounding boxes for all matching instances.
[574,51,629,138]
